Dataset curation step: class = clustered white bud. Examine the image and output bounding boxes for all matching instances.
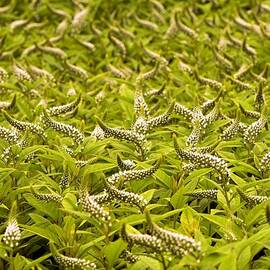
[237,188,269,206]
[174,137,230,180]
[106,184,147,211]
[47,95,81,116]
[185,189,218,200]
[3,219,21,248]
[0,126,19,143]
[243,116,267,144]
[80,192,111,223]
[41,111,84,144]
[55,254,96,270]
[4,112,45,137]
[259,152,270,172]
[107,160,159,185]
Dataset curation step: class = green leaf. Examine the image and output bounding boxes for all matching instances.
[130,256,162,270]
[218,252,237,270]
[104,239,127,267]
[170,186,185,209]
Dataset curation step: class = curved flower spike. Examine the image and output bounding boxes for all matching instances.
[237,188,269,206]
[90,192,112,204]
[193,69,223,90]
[136,62,160,83]
[121,223,167,252]
[259,151,270,172]
[184,189,218,200]
[47,94,81,116]
[239,103,260,119]
[132,116,149,135]
[120,250,139,263]
[95,117,145,149]
[173,103,193,120]
[254,83,265,111]
[13,63,32,82]
[71,7,89,33]
[117,155,136,171]
[200,102,220,128]
[200,90,223,114]
[186,121,201,147]
[50,243,96,270]
[59,168,71,187]
[3,111,45,137]
[177,58,193,75]
[221,112,240,141]
[41,110,84,144]
[134,86,150,119]
[80,190,111,223]
[64,60,88,80]
[108,33,127,57]
[146,101,175,131]
[30,185,63,202]
[35,43,67,59]
[0,94,16,110]
[107,159,160,185]
[227,76,253,90]
[3,218,21,248]
[193,140,221,154]
[27,64,54,81]
[182,162,202,174]
[243,106,267,145]
[105,183,147,212]
[174,135,230,179]
[3,202,21,248]
[144,82,166,97]
[107,64,127,78]
[91,125,107,140]
[140,43,168,67]
[212,47,234,71]
[135,16,159,32]
[175,12,198,39]
[145,211,201,257]
[0,125,19,143]
[165,10,179,39]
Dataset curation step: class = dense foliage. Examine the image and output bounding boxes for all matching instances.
[0,0,270,269]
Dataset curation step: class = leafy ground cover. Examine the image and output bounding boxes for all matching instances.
[1,0,270,269]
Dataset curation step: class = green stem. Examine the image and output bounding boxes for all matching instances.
[160,254,167,270]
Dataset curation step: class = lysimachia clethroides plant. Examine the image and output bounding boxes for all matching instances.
[3,202,21,249]
[173,134,230,183]
[121,211,201,260]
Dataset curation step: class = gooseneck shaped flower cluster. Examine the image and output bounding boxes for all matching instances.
[121,224,167,253]
[107,159,160,185]
[243,107,267,145]
[0,94,16,110]
[259,151,270,173]
[31,186,63,203]
[96,117,145,150]
[4,111,45,138]
[105,183,147,212]
[117,155,136,171]
[121,211,201,259]
[184,189,218,200]
[146,212,201,258]
[174,135,230,181]
[0,125,19,143]
[237,188,270,206]
[46,94,81,116]
[50,243,96,270]
[41,110,84,144]
[80,189,111,224]
[3,218,21,248]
